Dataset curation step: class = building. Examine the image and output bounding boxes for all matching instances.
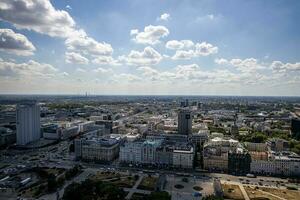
[251,154,300,177]
[173,145,194,168]
[203,137,242,172]
[120,137,194,168]
[42,124,59,140]
[228,152,251,175]
[75,136,120,162]
[0,127,15,146]
[267,138,289,152]
[16,102,41,145]
[178,109,192,135]
[291,118,300,140]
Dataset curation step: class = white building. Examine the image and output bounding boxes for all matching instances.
[173,147,194,168]
[251,155,300,176]
[119,141,143,164]
[16,102,41,145]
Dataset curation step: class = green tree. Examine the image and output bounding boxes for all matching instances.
[146,191,171,200]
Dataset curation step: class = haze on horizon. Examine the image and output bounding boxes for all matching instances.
[0,0,300,96]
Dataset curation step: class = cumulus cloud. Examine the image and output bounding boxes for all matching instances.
[214,58,229,65]
[113,73,141,82]
[194,42,218,56]
[0,59,58,78]
[215,57,265,73]
[0,0,115,61]
[158,13,170,21]
[131,25,169,45]
[93,67,113,74]
[172,50,194,60]
[120,46,162,66]
[165,40,194,50]
[0,28,35,56]
[170,41,218,60]
[271,61,300,73]
[65,30,113,56]
[92,56,120,66]
[0,0,75,38]
[65,52,89,65]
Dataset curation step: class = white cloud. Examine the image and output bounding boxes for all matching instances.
[65,29,113,56]
[171,42,218,60]
[130,29,139,35]
[0,0,75,38]
[0,28,35,56]
[76,68,86,73]
[120,46,162,66]
[194,42,218,56]
[93,67,113,74]
[92,56,120,66]
[131,25,169,45]
[172,50,194,60]
[214,58,229,65]
[65,52,89,65]
[0,0,115,60]
[165,40,194,50]
[0,59,58,78]
[113,73,141,82]
[158,13,170,21]
[271,61,300,73]
[66,5,72,10]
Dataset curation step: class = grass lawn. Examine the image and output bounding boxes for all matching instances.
[259,187,300,200]
[222,183,244,200]
[245,186,281,200]
[137,176,158,191]
[109,176,137,188]
[131,193,149,200]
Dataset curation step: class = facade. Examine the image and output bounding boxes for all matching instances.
[291,118,300,140]
[267,138,289,152]
[178,109,192,135]
[173,146,194,168]
[251,155,300,177]
[228,152,251,175]
[75,137,120,162]
[120,138,194,168]
[0,127,15,146]
[16,102,41,145]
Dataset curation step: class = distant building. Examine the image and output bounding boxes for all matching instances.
[16,102,41,145]
[120,137,194,168]
[267,138,289,152]
[75,136,120,162]
[0,127,15,146]
[178,109,192,135]
[291,118,300,140]
[228,152,251,175]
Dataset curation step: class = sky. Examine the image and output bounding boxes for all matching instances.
[0,0,300,96]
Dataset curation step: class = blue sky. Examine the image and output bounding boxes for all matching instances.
[0,0,299,95]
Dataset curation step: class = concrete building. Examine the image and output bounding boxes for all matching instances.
[251,154,300,177]
[0,127,15,146]
[178,109,192,135]
[267,138,289,152]
[16,102,41,145]
[75,136,120,162]
[291,118,300,139]
[173,145,194,168]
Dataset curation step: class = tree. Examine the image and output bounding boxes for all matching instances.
[47,174,58,192]
[202,195,224,200]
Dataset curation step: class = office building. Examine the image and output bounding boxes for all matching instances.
[16,102,41,145]
[291,118,300,140]
[178,109,192,135]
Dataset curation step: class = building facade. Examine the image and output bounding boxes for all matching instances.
[178,109,192,135]
[16,102,41,145]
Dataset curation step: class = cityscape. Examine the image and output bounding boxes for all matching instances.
[1,0,300,200]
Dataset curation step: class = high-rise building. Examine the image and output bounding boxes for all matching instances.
[16,102,41,145]
[178,109,192,135]
[291,118,300,140]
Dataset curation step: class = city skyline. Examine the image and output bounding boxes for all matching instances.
[0,0,300,96]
